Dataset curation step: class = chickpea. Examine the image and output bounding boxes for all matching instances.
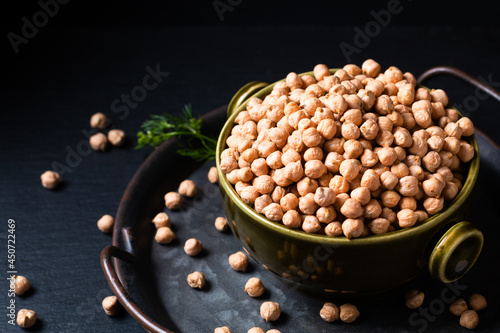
[377,147,398,166]
[391,162,409,179]
[400,196,417,210]
[235,110,252,124]
[97,214,114,233]
[449,155,461,171]
[395,146,406,161]
[449,298,468,316]
[446,108,459,122]
[360,119,380,140]
[367,216,390,235]
[422,151,442,172]
[221,157,238,174]
[107,129,126,146]
[423,197,444,215]
[360,169,381,191]
[301,75,316,89]
[339,159,360,181]
[302,215,322,233]
[401,112,416,130]
[314,187,336,207]
[208,167,219,183]
[430,89,448,105]
[297,177,319,196]
[457,117,474,136]
[444,122,463,140]
[280,193,299,211]
[40,170,61,189]
[320,302,340,322]
[339,303,360,323]
[405,290,425,309]
[393,127,412,147]
[303,147,323,162]
[469,293,487,311]
[215,327,232,333]
[397,87,415,106]
[102,295,121,316]
[185,271,205,290]
[340,123,360,140]
[350,187,371,205]
[397,209,417,228]
[459,310,479,330]
[362,59,381,77]
[228,251,249,272]
[422,176,444,197]
[415,88,431,101]
[16,309,37,328]
[286,131,304,152]
[358,89,376,110]
[221,147,240,160]
[213,216,229,232]
[155,227,176,244]
[90,112,109,129]
[183,238,202,256]
[316,206,337,224]
[344,139,363,158]
[364,199,382,219]
[374,94,394,114]
[251,158,269,177]
[299,194,319,215]
[252,175,274,194]
[340,198,363,219]
[152,212,170,229]
[303,96,323,116]
[177,179,197,198]
[360,149,379,168]
[89,132,108,151]
[380,171,399,190]
[397,176,419,197]
[286,72,303,90]
[443,137,461,154]
[304,160,327,179]
[262,203,284,222]
[272,81,289,96]
[414,210,429,223]
[272,186,287,203]
[380,190,401,208]
[240,186,260,205]
[414,110,432,128]
[13,275,30,296]
[260,301,281,322]
[164,191,183,210]
[282,210,301,229]
[438,116,452,129]
[243,277,265,297]
[458,141,475,163]
[248,328,265,333]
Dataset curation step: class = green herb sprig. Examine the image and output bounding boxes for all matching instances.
[136,104,217,162]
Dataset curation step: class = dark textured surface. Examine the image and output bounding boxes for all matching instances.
[1,24,500,332]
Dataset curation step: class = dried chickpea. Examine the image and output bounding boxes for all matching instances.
[314,187,336,207]
[283,210,301,229]
[318,172,334,187]
[251,158,269,177]
[341,198,363,218]
[360,149,379,168]
[362,59,381,77]
[400,196,417,210]
[351,187,371,205]
[215,327,231,333]
[297,177,319,196]
[342,219,364,239]
[430,89,448,105]
[368,218,390,234]
[460,310,479,330]
[208,167,218,183]
[102,296,121,316]
[320,302,340,322]
[344,139,363,158]
[377,147,398,166]
[422,176,444,197]
[457,117,474,136]
[220,157,238,174]
[397,176,419,197]
[317,206,337,224]
[405,290,425,309]
[17,309,37,328]
[449,298,468,316]
[302,215,322,233]
[184,238,203,256]
[414,210,428,223]
[90,112,109,129]
[339,304,360,323]
[380,190,401,208]
[97,214,114,233]
[339,159,360,181]
[299,193,319,215]
[423,197,444,214]
[304,160,327,179]
[155,227,176,244]
[178,180,197,198]
[262,203,284,222]
[89,132,108,151]
[397,209,417,228]
[260,301,281,322]
[165,192,183,210]
[240,186,260,205]
[364,199,382,219]
[458,141,475,163]
[40,170,61,189]
[324,221,343,236]
[422,151,441,172]
[248,328,265,333]
[469,293,487,311]
[272,186,287,202]
[280,193,299,211]
[360,169,380,191]
[152,212,170,229]
[214,216,229,232]
[244,277,265,297]
[391,162,409,179]
[415,88,431,101]
[444,122,463,140]
[13,275,31,296]
[229,251,248,272]
[286,72,302,90]
[443,137,461,154]
[187,271,205,289]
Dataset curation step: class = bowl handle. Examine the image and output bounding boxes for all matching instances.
[227,81,269,118]
[428,221,483,283]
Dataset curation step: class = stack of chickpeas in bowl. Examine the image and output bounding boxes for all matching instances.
[220,59,475,239]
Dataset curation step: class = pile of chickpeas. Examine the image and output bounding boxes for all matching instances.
[220,60,475,238]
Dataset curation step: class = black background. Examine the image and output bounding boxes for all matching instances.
[1,0,500,332]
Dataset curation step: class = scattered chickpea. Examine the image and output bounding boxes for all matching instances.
[215,216,229,232]
[405,289,425,309]
[449,298,468,316]
[260,301,281,322]
[187,271,205,289]
[164,192,183,210]
[248,328,265,333]
[469,293,487,311]
[214,326,232,333]
[108,129,125,146]
[229,251,249,272]
[97,214,114,233]
[184,238,203,256]
[16,309,37,328]
[90,112,109,129]
[459,310,479,330]
[102,296,121,316]
[40,170,61,189]
[152,212,170,229]
[155,227,176,244]
[320,302,340,322]
[90,133,108,151]
[244,277,265,297]
[267,330,281,333]
[13,275,30,295]
[178,180,197,197]
[339,304,360,323]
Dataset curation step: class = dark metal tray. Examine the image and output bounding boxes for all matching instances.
[101,68,500,333]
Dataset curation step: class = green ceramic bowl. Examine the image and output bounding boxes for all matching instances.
[216,70,482,297]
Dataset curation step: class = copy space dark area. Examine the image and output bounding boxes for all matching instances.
[1,0,499,332]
